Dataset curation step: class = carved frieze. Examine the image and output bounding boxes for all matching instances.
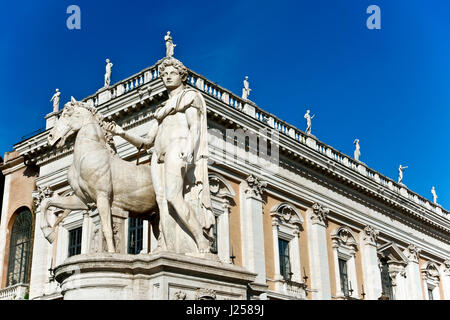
[173,290,187,300]
[195,288,217,300]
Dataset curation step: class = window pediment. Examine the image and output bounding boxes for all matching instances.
[270,203,304,228]
[377,242,408,266]
[331,227,358,253]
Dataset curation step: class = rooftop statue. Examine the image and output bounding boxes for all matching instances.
[242,76,251,100]
[104,58,113,87]
[431,186,438,204]
[304,109,315,135]
[43,97,157,253]
[398,164,408,184]
[164,31,176,57]
[50,88,60,113]
[106,57,215,254]
[353,139,361,161]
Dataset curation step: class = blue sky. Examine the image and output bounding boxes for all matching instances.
[0,0,449,208]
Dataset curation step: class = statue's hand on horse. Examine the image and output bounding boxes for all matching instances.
[105,121,125,137]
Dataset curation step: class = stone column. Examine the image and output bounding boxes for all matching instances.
[360,225,382,299]
[271,218,283,282]
[307,203,331,300]
[218,201,231,264]
[291,229,302,283]
[403,244,422,300]
[81,211,90,254]
[29,209,53,299]
[441,260,450,300]
[239,175,267,285]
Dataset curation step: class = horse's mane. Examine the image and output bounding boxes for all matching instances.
[69,101,118,155]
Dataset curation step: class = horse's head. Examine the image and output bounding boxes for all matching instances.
[48,97,93,148]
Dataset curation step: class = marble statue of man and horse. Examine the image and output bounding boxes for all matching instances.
[40,58,215,256]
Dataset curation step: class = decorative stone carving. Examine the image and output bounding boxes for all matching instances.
[443,260,450,275]
[244,174,266,199]
[304,109,315,135]
[361,225,379,246]
[173,290,187,300]
[331,227,357,254]
[403,244,420,263]
[431,186,438,204]
[104,59,113,87]
[421,262,440,284]
[353,139,360,161]
[50,89,60,113]
[270,203,303,231]
[195,288,217,300]
[164,31,176,57]
[33,186,53,209]
[105,57,215,255]
[398,165,408,184]
[242,76,251,100]
[44,97,157,253]
[310,202,329,225]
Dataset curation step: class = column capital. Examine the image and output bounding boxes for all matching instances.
[361,225,379,246]
[310,202,329,226]
[443,260,450,276]
[244,174,267,200]
[403,244,421,263]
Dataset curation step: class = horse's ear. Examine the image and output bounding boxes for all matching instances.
[71,96,76,103]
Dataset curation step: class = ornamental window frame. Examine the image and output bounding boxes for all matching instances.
[331,226,359,298]
[270,202,304,290]
[421,261,441,300]
[208,173,235,263]
[377,242,409,300]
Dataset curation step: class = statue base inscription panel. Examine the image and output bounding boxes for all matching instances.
[54,252,256,300]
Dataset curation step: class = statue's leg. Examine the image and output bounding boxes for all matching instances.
[164,151,210,253]
[41,194,89,243]
[96,192,115,253]
[150,155,172,252]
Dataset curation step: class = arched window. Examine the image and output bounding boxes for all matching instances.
[7,209,32,286]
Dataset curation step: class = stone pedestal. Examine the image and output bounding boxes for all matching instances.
[54,252,256,300]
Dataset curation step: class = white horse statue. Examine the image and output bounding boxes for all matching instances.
[41,97,157,253]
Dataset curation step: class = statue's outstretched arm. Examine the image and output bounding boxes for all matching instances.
[105,120,156,150]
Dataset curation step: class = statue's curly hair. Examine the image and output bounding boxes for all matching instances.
[158,57,188,83]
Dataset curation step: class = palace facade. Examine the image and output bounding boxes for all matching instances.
[0,57,449,300]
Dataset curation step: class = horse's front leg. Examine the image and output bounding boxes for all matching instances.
[40,194,89,243]
[96,192,115,253]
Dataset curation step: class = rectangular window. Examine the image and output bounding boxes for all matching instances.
[128,218,143,254]
[380,258,394,300]
[278,238,291,280]
[428,287,434,300]
[338,258,349,296]
[68,227,82,257]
